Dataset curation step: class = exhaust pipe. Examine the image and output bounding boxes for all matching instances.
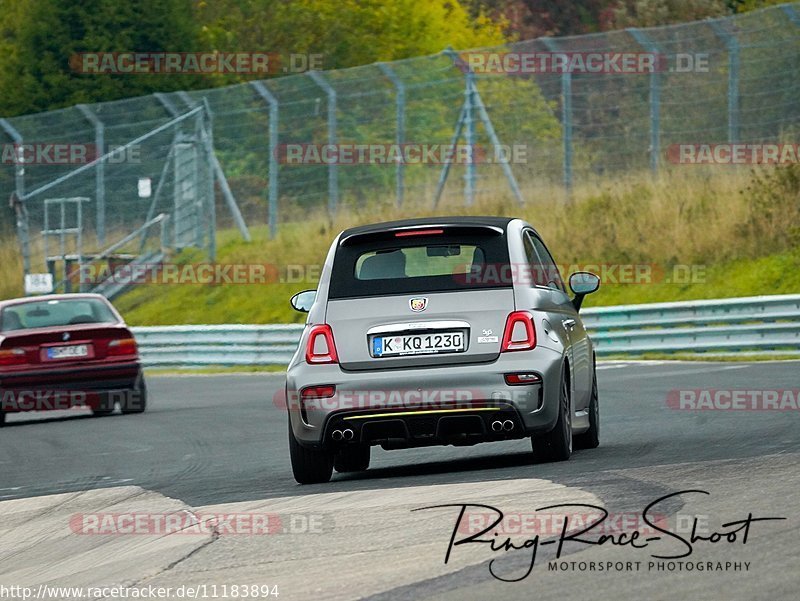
[502,420,515,432]
[491,420,503,432]
[342,428,355,441]
[331,429,344,441]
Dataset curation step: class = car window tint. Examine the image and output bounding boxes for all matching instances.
[330,229,510,298]
[0,299,118,331]
[522,232,549,286]
[528,233,566,292]
[355,245,482,280]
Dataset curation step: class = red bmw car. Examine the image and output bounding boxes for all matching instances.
[0,293,146,424]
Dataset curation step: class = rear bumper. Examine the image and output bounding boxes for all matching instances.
[0,361,142,412]
[286,346,564,448]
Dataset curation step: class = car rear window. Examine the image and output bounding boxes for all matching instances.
[355,245,483,280]
[330,229,510,298]
[0,298,119,332]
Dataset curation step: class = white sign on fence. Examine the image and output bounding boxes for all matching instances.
[24,273,54,295]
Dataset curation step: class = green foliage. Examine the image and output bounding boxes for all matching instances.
[732,0,793,12]
[0,0,788,117]
[0,0,200,116]
[465,0,787,38]
[609,0,728,28]
[0,0,507,117]
[195,0,507,79]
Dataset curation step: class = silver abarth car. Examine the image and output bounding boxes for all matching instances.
[285,217,600,483]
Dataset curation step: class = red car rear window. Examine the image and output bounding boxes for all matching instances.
[0,299,118,332]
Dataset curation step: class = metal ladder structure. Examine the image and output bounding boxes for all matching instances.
[13,104,235,298]
[42,197,170,299]
[42,197,92,293]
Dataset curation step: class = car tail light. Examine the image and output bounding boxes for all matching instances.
[501,311,536,352]
[305,325,339,364]
[108,338,138,357]
[505,373,542,385]
[0,348,26,366]
[300,385,336,399]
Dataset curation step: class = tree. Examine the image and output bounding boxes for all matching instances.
[0,0,200,117]
[462,0,620,38]
[194,0,508,84]
[463,0,785,39]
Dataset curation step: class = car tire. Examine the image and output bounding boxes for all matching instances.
[288,418,334,484]
[532,365,572,461]
[92,394,115,417]
[334,445,370,473]
[121,375,147,414]
[0,411,5,427]
[575,369,599,450]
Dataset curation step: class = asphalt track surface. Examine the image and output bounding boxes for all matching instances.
[1,360,798,600]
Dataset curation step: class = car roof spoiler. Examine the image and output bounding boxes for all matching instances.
[339,223,504,246]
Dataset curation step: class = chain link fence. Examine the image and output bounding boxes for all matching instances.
[0,3,798,288]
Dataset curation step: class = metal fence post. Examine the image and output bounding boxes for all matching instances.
[0,118,30,280]
[464,68,477,206]
[250,81,280,239]
[470,79,525,205]
[201,99,217,262]
[155,92,181,118]
[308,71,338,219]
[378,63,406,208]
[168,92,251,243]
[156,93,199,247]
[76,104,106,245]
[541,39,573,196]
[710,20,740,144]
[433,104,467,208]
[627,29,661,175]
[562,72,573,195]
[443,48,478,206]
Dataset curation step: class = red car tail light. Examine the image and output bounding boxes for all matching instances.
[300,385,336,399]
[108,338,138,357]
[501,311,537,352]
[505,373,542,385]
[305,325,339,364]
[0,348,26,366]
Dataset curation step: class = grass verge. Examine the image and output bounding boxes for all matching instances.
[2,167,799,325]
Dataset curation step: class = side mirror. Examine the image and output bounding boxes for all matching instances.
[568,272,600,312]
[290,289,316,313]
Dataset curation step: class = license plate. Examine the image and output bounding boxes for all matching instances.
[47,344,89,360]
[372,331,465,357]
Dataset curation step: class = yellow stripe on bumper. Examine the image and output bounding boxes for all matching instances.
[342,407,502,420]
